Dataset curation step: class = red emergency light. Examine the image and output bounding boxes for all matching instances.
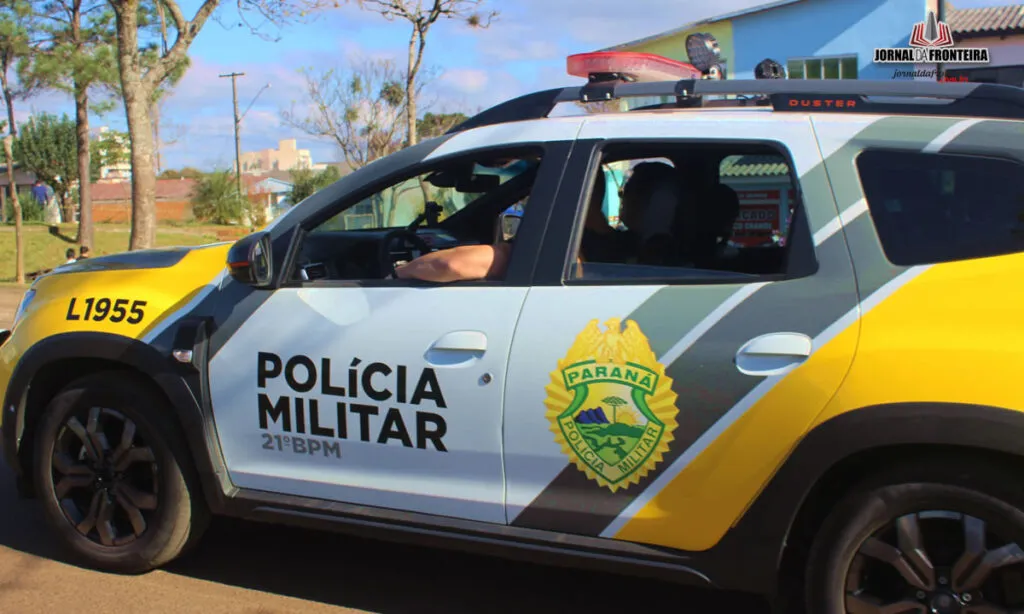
[567,51,704,83]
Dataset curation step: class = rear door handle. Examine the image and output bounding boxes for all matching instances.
[734,332,812,377]
[425,331,487,367]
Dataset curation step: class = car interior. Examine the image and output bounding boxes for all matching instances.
[569,143,798,282]
[289,153,541,283]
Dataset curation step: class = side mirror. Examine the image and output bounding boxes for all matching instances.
[227,231,273,287]
[500,209,523,241]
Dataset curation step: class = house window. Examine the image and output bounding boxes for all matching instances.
[787,55,858,80]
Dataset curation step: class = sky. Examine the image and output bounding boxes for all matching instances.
[13,0,1008,171]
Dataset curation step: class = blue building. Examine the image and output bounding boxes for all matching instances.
[602,0,1024,86]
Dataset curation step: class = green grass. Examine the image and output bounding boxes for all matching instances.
[0,223,226,283]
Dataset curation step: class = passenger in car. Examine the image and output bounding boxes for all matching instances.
[618,161,680,265]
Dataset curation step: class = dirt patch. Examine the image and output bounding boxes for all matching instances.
[0,285,26,329]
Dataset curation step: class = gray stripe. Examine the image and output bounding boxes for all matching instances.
[509,116,961,533]
[510,233,870,534]
[938,119,1024,160]
[623,285,747,358]
[840,213,909,298]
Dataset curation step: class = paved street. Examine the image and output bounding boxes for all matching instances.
[0,286,769,613]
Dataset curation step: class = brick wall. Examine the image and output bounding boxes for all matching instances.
[92,199,195,223]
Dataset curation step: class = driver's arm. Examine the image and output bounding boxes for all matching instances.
[394,242,511,282]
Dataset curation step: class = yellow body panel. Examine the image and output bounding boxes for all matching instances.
[817,254,1024,425]
[612,308,860,550]
[0,243,231,425]
[615,252,1024,551]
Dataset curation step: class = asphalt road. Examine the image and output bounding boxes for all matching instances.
[0,287,770,614]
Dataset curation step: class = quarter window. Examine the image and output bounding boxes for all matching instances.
[857,150,1024,266]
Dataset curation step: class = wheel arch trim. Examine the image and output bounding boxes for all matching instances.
[701,402,1024,599]
[1,330,233,507]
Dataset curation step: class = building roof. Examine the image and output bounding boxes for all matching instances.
[602,0,807,51]
[948,4,1024,37]
[91,178,197,202]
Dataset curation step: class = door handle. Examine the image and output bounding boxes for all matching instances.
[425,331,487,367]
[734,332,812,377]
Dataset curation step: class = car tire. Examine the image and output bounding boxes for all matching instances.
[804,458,1024,614]
[32,370,210,574]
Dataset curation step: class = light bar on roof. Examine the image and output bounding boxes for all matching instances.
[567,51,704,83]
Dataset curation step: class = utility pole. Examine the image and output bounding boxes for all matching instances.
[219,72,245,199]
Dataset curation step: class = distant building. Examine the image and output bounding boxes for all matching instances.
[90,178,197,223]
[95,127,131,182]
[239,139,313,173]
[946,4,1024,84]
[602,0,1024,86]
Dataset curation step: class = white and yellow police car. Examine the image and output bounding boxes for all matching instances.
[4,44,1024,614]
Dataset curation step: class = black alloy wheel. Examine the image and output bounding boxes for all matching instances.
[845,510,1024,613]
[33,371,209,573]
[805,459,1024,614]
[50,405,159,547]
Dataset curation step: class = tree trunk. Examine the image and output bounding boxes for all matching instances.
[2,77,16,139]
[74,83,94,249]
[0,71,13,225]
[4,135,23,284]
[125,92,157,250]
[60,194,74,224]
[405,28,418,147]
[114,1,157,250]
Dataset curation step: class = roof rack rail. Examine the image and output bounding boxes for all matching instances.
[447,79,1024,134]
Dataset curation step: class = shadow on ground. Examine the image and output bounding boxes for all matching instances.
[0,449,768,614]
[167,518,770,614]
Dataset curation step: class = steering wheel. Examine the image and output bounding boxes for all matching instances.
[379,228,433,278]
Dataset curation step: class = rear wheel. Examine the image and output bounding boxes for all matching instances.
[32,371,209,573]
[805,460,1024,614]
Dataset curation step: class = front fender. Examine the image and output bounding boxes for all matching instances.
[1,329,234,508]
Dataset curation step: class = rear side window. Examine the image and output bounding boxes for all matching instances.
[857,150,1024,266]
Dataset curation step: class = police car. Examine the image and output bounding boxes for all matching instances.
[4,38,1024,614]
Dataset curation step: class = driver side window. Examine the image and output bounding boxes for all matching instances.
[292,149,543,284]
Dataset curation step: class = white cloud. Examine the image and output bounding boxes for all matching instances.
[440,68,489,94]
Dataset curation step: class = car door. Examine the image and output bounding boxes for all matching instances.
[502,114,862,552]
[206,140,573,525]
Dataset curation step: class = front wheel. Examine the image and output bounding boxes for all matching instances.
[32,371,209,573]
[805,460,1024,614]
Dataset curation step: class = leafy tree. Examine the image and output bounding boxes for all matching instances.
[21,0,122,249]
[159,166,204,179]
[417,111,467,140]
[190,169,247,224]
[0,0,34,226]
[0,1,31,137]
[288,165,340,204]
[357,0,496,146]
[107,0,339,251]
[14,113,78,222]
[282,57,410,171]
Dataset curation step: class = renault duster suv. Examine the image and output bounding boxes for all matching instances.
[3,51,1024,614]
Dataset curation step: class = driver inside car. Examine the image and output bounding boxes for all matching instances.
[393,238,513,282]
[395,172,609,283]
